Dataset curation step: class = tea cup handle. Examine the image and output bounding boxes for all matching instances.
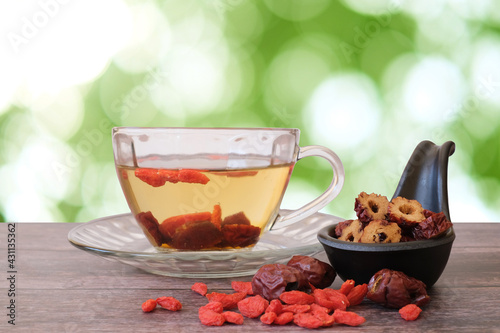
[271,145,344,229]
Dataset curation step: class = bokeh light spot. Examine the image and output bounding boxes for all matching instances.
[402,56,466,124]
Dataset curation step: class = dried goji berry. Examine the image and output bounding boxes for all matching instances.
[274,312,294,325]
[211,204,222,230]
[156,296,182,311]
[221,224,261,248]
[333,309,366,326]
[237,295,269,318]
[160,211,212,239]
[135,211,164,246]
[399,304,422,321]
[206,292,246,310]
[191,282,208,296]
[199,309,225,326]
[313,288,348,311]
[281,304,311,314]
[339,279,355,295]
[222,311,244,325]
[293,312,323,329]
[279,290,315,305]
[141,299,157,312]
[309,303,330,314]
[135,168,209,187]
[311,308,335,327]
[346,283,368,306]
[260,312,277,325]
[199,301,223,314]
[178,169,210,184]
[135,168,169,187]
[265,299,283,315]
[231,281,253,295]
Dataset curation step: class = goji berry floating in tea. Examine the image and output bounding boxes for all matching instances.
[134,168,209,187]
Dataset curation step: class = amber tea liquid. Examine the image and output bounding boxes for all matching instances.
[117,158,294,250]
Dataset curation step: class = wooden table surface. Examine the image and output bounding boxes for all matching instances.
[1,222,499,332]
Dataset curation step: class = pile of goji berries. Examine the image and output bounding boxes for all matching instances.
[142,268,424,328]
[143,279,366,328]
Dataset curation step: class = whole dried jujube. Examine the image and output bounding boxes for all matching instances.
[413,211,453,240]
[251,264,309,301]
[286,255,336,289]
[366,269,430,309]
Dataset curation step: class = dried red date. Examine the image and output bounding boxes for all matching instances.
[221,224,261,248]
[252,264,309,301]
[286,255,336,289]
[367,269,430,309]
[221,211,251,226]
[135,211,164,246]
[413,211,453,240]
[159,211,212,239]
[170,220,223,250]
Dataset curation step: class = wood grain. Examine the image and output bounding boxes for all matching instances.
[1,222,499,332]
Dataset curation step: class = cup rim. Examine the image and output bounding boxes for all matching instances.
[112,127,300,134]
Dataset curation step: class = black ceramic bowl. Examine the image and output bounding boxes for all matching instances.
[317,140,457,288]
[317,225,455,288]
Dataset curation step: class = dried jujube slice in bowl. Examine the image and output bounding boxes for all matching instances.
[354,192,389,223]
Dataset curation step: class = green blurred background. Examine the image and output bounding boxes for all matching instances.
[0,0,499,223]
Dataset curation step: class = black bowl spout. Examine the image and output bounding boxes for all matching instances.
[392,140,455,221]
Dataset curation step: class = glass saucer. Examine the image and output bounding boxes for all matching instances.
[67,210,343,278]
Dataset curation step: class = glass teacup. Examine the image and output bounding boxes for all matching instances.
[112,127,344,251]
